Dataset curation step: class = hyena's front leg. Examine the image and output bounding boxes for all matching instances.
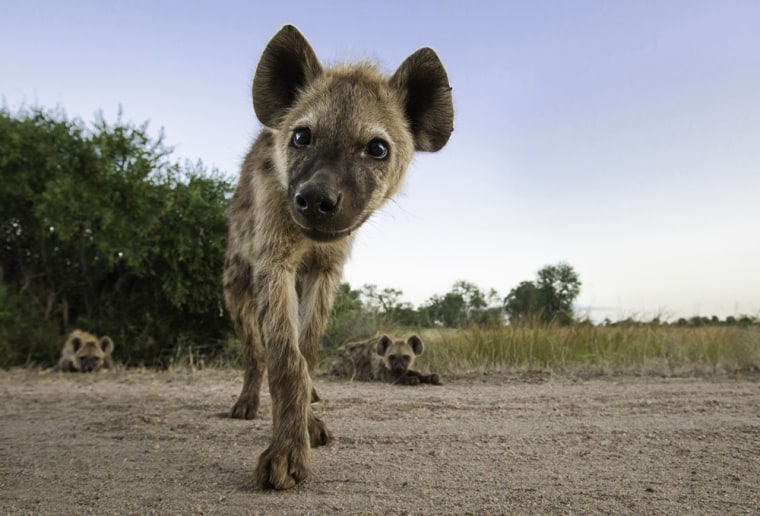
[254,268,312,490]
[230,320,266,419]
[298,267,342,448]
[226,255,267,420]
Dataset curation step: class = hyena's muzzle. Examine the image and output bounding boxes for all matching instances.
[287,139,381,242]
[387,354,412,378]
[289,165,351,242]
[78,355,101,372]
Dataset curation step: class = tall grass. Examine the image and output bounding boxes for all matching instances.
[172,320,759,377]
[414,322,760,375]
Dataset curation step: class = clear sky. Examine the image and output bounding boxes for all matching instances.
[3,1,759,321]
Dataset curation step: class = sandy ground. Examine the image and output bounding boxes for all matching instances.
[1,368,758,515]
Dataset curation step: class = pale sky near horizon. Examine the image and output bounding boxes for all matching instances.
[3,1,759,321]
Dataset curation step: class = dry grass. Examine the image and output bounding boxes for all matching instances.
[413,323,760,376]
[167,322,760,378]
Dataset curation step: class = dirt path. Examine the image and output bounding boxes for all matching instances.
[1,369,758,515]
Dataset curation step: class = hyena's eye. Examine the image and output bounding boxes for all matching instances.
[365,138,389,160]
[292,128,312,148]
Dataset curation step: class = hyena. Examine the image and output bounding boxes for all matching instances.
[54,330,115,372]
[223,25,454,490]
[329,335,442,385]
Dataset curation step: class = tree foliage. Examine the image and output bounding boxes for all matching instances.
[413,281,503,328]
[0,107,233,367]
[504,262,581,325]
[503,281,542,323]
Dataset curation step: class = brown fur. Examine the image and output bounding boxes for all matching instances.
[329,335,442,386]
[223,25,454,490]
[54,330,114,372]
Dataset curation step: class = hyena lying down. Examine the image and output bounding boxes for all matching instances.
[54,330,114,372]
[223,25,453,489]
[329,335,442,385]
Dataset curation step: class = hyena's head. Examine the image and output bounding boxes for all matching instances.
[376,335,424,378]
[65,330,114,372]
[253,25,454,242]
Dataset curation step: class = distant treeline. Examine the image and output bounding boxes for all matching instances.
[603,315,759,328]
[323,280,758,348]
[1,107,756,369]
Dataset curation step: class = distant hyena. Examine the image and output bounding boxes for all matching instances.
[222,25,454,489]
[329,335,442,385]
[55,330,114,372]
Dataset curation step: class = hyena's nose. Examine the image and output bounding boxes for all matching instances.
[80,358,97,372]
[294,183,342,219]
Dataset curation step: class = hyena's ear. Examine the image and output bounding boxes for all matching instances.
[99,337,114,355]
[375,335,393,356]
[407,335,424,356]
[390,47,454,152]
[70,336,83,352]
[252,25,323,128]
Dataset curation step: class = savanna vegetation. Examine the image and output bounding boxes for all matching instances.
[1,107,232,367]
[2,107,758,373]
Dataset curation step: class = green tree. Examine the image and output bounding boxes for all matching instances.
[452,281,504,326]
[421,281,503,327]
[504,263,581,325]
[361,284,404,316]
[453,280,486,315]
[503,281,543,324]
[423,291,466,327]
[360,284,421,326]
[475,288,506,326]
[535,262,581,325]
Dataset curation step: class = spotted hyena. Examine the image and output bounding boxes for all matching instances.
[55,330,115,372]
[223,25,454,489]
[329,334,442,385]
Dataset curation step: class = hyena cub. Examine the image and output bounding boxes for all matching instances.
[223,25,453,490]
[55,330,115,372]
[329,335,442,385]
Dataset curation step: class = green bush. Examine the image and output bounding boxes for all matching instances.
[0,107,233,367]
[0,282,60,368]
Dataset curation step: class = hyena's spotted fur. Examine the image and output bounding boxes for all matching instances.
[54,330,114,372]
[329,335,442,386]
[223,25,454,490]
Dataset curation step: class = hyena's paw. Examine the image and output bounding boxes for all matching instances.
[403,375,421,386]
[308,415,332,448]
[426,373,442,385]
[255,441,311,490]
[230,399,259,420]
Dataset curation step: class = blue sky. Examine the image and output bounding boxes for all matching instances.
[3,1,759,321]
